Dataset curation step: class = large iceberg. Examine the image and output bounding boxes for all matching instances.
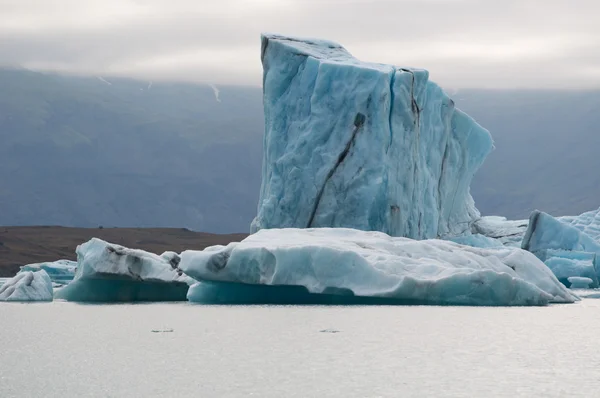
[56,238,192,302]
[251,34,493,239]
[0,270,53,302]
[179,228,575,306]
[20,259,76,286]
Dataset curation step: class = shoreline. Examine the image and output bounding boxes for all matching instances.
[0,226,248,277]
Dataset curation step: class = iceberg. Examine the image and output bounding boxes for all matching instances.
[473,216,529,247]
[522,210,600,254]
[537,251,599,288]
[568,277,593,289]
[55,238,192,302]
[520,211,600,287]
[19,259,77,286]
[475,207,600,249]
[0,270,53,302]
[180,228,575,306]
[448,234,504,249]
[251,34,493,239]
[559,207,600,242]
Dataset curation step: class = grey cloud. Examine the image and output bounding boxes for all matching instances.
[0,0,598,88]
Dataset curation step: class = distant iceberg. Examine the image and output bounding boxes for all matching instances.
[522,210,600,254]
[448,233,504,249]
[475,207,600,249]
[473,216,529,247]
[559,207,600,242]
[517,210,600,288]
[55,238,193,302]
[251,34,493,240]
[180,228,575,306]
[0,270,53,302]
[20,259,76,286]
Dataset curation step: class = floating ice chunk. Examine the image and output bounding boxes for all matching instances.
[55,238,193,302]
[475,207,600,249]
[19,259,77,286]
[522,211,600,254]
[180,228,575,306]
[473,216,529,247]
[559,207,600,242]
[251,34,493,239]
[539,253,599,288]
[0,270,53,302]
[449,234,504,248]
[567,277,593,289]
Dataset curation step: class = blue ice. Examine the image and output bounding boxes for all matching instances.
[521,211,600,287]
[19,259,76,286]
[251,34,493,239]
[449,234,504,248]
[560,207,600,242]
[523,211,600,255]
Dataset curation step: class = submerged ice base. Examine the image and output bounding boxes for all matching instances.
[251,34,493,239]
[180,228,575,306]
[56,238,192,302]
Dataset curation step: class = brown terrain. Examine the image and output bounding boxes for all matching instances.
[0,226,248,277]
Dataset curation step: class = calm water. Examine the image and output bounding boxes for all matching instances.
[2,300,600,397]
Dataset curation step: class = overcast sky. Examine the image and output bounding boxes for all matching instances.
[1,0,599,88]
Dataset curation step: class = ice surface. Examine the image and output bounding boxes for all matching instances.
[251,34,493,239]
[522,211,600,254]
[449,234,504,248]
[540,253,598,288]
[559,207,600,242]
[0,270,53,301]
[19,259,76,286]
[473,216,528,247]
[55,238,192,302]
[475,208,600,249]
[567,277,593,289]
[180,228,575,306]
[520,211,600,288]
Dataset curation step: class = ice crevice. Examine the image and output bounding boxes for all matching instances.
[307,112,366,227]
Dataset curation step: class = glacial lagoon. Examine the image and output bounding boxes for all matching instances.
[2,300,599,397]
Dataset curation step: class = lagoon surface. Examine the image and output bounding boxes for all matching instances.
[2,300,600,397]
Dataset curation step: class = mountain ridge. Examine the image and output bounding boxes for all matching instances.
[1,68,599,232]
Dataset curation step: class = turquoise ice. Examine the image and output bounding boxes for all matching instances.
[560,207,600,242]
[251,34,493,239]
[449,234,504,248]
[520,210,600,287]
[540,252,598,288]
[19,259,77,286]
